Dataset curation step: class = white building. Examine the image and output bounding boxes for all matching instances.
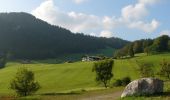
[82,56,102,61]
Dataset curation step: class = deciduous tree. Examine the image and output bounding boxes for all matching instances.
[10,68,40,96]
[92,59,114,88]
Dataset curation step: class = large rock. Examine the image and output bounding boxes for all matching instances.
[121,78,163,98]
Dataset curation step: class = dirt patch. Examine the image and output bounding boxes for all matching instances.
[81,90,122,100]
[0,96,15,100]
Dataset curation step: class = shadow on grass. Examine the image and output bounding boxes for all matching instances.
[153,92,170,97]
[124,92,170,98]
[140,92,170,97]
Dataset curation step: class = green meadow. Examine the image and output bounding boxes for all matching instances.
[0,53,170,99]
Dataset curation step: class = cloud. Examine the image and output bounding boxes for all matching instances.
[122,3,147,21]
[68,11,101,32]
[32,0,160,37]
[100,30,113,38]
[121,0,159,21]
[160,30,170,36]
[73,0,88,4]
[128,19,159,33]
[32,0,101,34]
[102,16,121,29]
[121,0,159,33]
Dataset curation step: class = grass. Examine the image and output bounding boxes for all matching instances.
[36,47,116,63]
[121,96,170,100]
[0,53,170,99]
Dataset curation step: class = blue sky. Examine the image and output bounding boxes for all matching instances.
[0,0,170,41]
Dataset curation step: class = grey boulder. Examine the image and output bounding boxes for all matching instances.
[121,78,163,98]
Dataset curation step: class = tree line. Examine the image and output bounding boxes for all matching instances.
[114,35,170,58]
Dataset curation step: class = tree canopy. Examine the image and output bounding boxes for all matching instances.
[92,59,114,88]
[114,35,170,58]
[10,68,40,96]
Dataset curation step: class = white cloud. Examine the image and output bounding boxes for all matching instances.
[102,16,121,29]
[32,0,160,37]
[100,30,113,38]
[122,0,159,21]
[73,0,88,4]
[68,11,101,32]
[122,3,147,21]
[32,0,101,34]
[121,0,160,33]
[160,30,170,36]
[89,32,97,37]
[128,19,159,33]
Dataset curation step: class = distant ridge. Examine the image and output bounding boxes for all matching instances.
[0,12,129,59]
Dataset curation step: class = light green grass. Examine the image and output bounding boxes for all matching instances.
[0,53,170,98]
[121,96,170,100]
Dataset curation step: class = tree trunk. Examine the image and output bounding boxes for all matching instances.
[103,81,107,88]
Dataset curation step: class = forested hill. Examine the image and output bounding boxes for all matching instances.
[0,12,128,59]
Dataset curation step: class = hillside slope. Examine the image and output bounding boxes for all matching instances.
[0,12,128,59]
[0,53,170,95]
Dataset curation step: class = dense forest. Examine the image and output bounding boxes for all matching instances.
[0,12,128,59]
[114,35,170,58]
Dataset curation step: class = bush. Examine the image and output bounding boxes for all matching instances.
[121,77,131,86]
[113,79,122,87]
[159,59,170,79]
[113,77,131,87]
[137,61,154,78]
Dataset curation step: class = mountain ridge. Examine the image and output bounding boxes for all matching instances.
[0,12,129,59]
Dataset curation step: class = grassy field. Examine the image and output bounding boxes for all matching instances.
[44,47,116,63]
[0,53,170,99]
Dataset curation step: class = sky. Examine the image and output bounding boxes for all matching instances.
[0,0,170,41]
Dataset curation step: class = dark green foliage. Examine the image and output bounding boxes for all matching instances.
[121,77,131,86]
[115,35,170,57]
[144,47,150,55]
[133,40,143,53]
[10,68,40,96]
[113,79,122,87]
[114,43,134,58]
[153,35,169,52]
[0,12,128,59]
[128,44,134,57]
[92,59,114,88]
[0,52,7,68]
[137,61,154,78]
[113,77,131,87]
[159,60,170,79]
[143,39,153,48]
[114,50,126,59]
[168,41,170,50]
[145,35,169,54]
[144,44,159,55]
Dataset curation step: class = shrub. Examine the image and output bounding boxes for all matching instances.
[113,79,122,87]
[159,59,170,80]
[113,77,131,87]
[121,77,131,86]
[137,61,154,78]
